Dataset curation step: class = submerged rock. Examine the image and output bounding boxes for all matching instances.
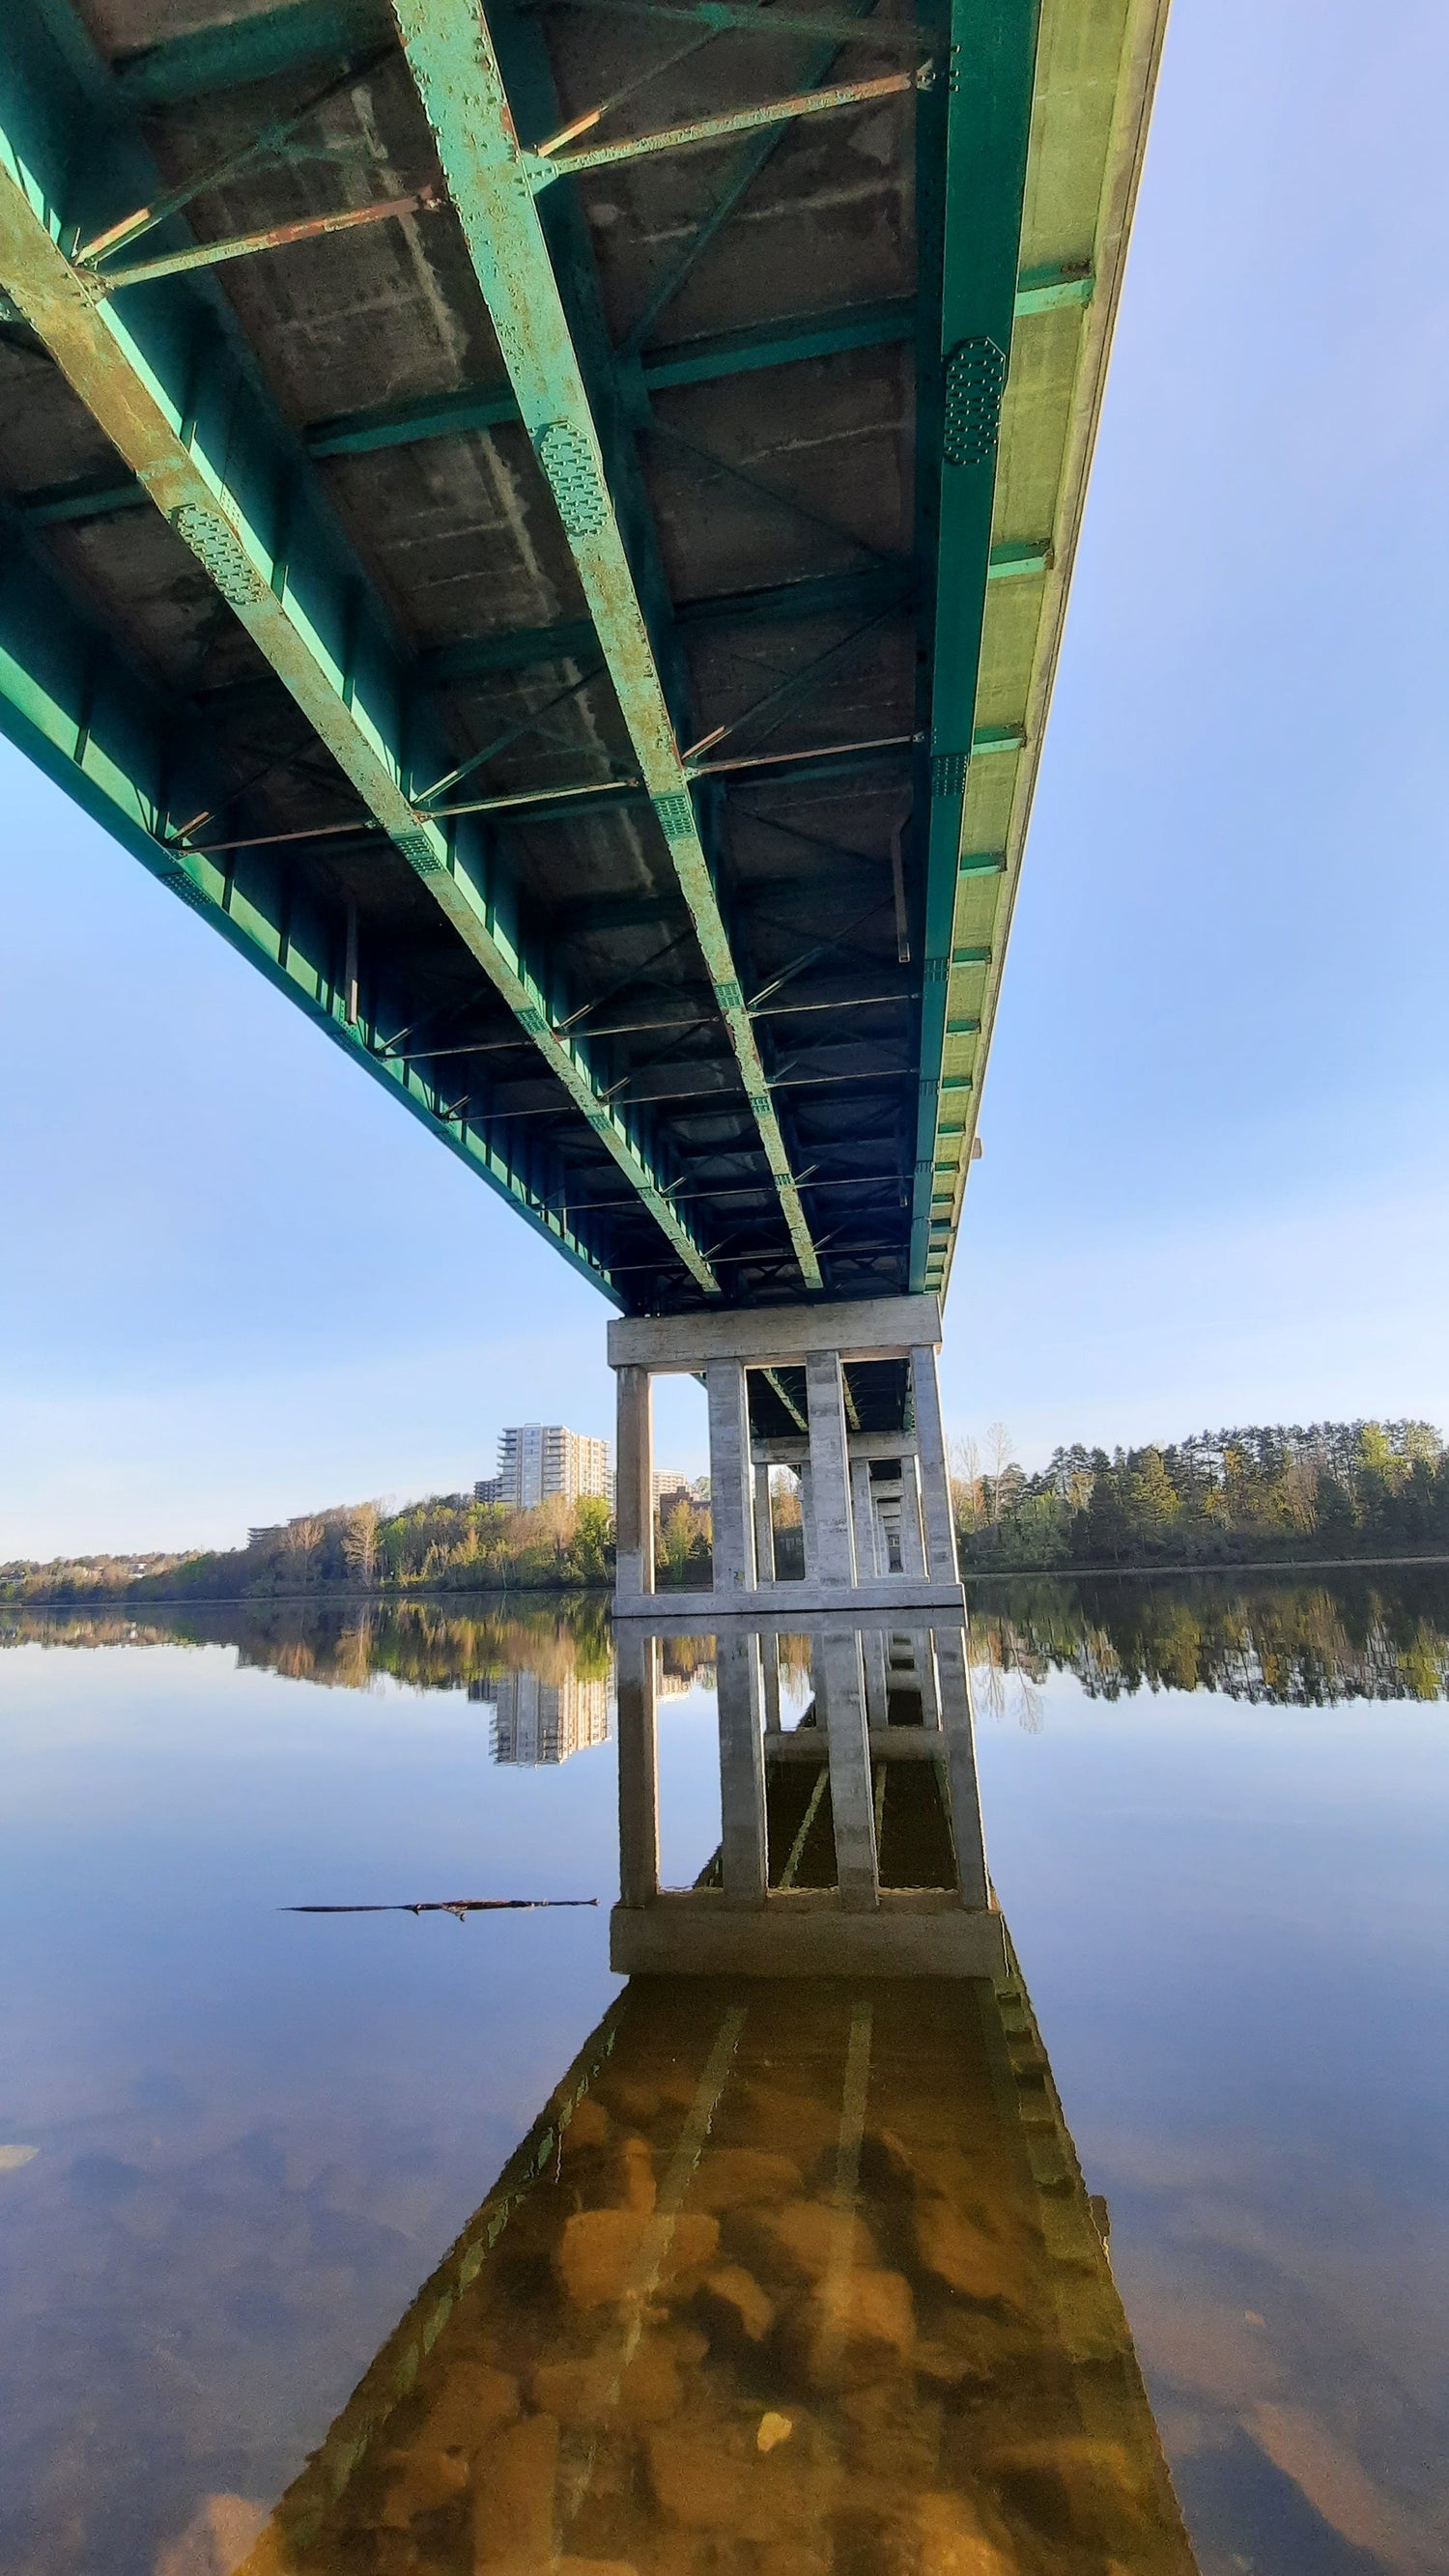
[790,2266,916,2392]
[698,2261,776,2345]
[733,2198,872,2288]
[471,2411,559,2570]
[554,2208,719,2309]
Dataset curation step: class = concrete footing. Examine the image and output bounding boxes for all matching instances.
[611,1897,1007,1980]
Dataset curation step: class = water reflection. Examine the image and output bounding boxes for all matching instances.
[970,1568,1449,1706]
[13,1564,1449,1708]
[238,1622,1198,2576]
[4,1576,1447,2573]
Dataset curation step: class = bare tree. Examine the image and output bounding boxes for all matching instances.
[285,1515,324,1582]
[340,1503,380,1585]
[948,1433,981,1531]
[986,1422,1013,1527]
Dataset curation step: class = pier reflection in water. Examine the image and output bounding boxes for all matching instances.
[5,1571,1449,2575]
[240,1621,1197,2576]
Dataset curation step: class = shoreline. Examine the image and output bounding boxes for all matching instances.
[12,1551,1449,1614]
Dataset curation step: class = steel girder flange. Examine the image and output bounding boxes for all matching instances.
[0,0,718,1297]
[390,0,824,1293]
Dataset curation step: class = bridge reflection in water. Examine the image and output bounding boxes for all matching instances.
[240,1625,1197,2576]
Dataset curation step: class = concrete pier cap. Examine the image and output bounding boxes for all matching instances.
[608,1294,964,1618]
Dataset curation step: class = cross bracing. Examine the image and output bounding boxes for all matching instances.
[0,0,1167,1315]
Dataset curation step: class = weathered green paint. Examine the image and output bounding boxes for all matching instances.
[391,0,822,1289]
[909,0,1040,1290]
[526,69,921,188]
[531,0,937,52]
[113,0,388,106]
[1013,260,1094,313]
[0,0,717,1293]
[15,249,1077,505]
[0,511,623,1299]
[90,187,435,292]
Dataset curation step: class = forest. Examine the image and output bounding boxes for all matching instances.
[4,1418,1447,1605]
[952,1418,1449,1570]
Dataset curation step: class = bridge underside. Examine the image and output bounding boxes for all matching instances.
[0,0,1165,1314]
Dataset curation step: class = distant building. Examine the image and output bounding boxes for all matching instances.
[490,1669,611,1765]
[476,1425,610,1511]
[652,1469,696,1510]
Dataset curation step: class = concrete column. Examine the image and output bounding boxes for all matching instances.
[818,1628,878,1911]
[875,1482,902,1572]
[910,1345,958,1584]
[615,1629,659,1905]
[916,1627,943,1729]
[798,1461,816,1574]
[614,1365,654,1599]
[933,1623,989,1908]
[716,1631,767,1905]
[752,1459,776,1586]
[706,1358,755,1596]
[805,1350,857,1587]
[862,1624,890,1729]
[761,1631,782,1732]
[896,1455,926,1575]
[850,1457,880,1579]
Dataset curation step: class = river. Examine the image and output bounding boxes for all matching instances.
[1,1570,1446,2576]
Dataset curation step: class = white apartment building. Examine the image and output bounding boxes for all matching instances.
[477,1423,611,1511]
[490,1669,611,1766]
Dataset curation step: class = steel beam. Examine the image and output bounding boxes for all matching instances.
[113,0,390,106]
[0,0,717,1294]
[392,0,822,1288]
[14,254,1077,505]
[908,0,1038,1289]
[0,503,622,1295]
[526,69,923,187]
[415,565,917,690]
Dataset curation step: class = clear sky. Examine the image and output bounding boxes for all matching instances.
[4,0,1447,1558]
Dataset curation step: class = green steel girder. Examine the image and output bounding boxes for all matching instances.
[14,265,1088,516]
[0,501,625,1297]
[113,0,390,105]
[391,0,824,1290]
[0,0,719,1295]
[908,0,1038,1290]
[415,564,919,691]
[349,484,1036,750]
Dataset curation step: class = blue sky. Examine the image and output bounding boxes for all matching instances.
[4,0,1447,1556]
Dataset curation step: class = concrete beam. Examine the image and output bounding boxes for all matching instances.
[614,1576,965,1620]
[753,1431,919,1464]
[608,1293,942,1372]
[611,1898,1005,1979]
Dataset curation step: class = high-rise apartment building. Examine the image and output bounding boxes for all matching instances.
[489,1669,611,1766]
[476,1424,610,1511]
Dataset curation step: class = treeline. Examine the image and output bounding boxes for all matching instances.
[2,1492,615,1607]
[10,1417,1449,1606]
[954,1420,1449,1570]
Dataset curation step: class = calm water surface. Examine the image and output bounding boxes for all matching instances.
[1,1574,1446,2576]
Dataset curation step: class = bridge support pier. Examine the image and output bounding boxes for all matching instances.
[610,1612,1003,1979]
[610,1293,963,1618]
